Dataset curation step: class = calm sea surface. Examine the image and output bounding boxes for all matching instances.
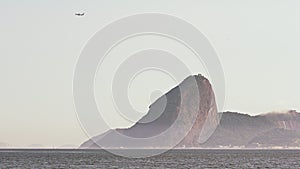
[0,149,300,168]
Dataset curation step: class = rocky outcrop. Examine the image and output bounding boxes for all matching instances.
[80,74,219,148]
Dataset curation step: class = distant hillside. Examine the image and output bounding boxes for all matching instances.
[201,110,300,148]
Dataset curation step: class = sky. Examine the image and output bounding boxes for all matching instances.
[0,0,300,147]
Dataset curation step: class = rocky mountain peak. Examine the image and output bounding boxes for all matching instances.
[80,74,219,148]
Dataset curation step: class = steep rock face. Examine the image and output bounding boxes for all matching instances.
[80,74,219,148]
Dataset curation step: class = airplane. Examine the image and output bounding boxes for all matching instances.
[75,13,85,16]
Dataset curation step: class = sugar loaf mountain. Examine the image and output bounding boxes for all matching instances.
[80,74,300,149]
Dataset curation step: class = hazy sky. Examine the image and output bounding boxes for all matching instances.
[1,0,300,147]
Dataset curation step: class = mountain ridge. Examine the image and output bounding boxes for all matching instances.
[79,73,300,149]
[200,110,300,148]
